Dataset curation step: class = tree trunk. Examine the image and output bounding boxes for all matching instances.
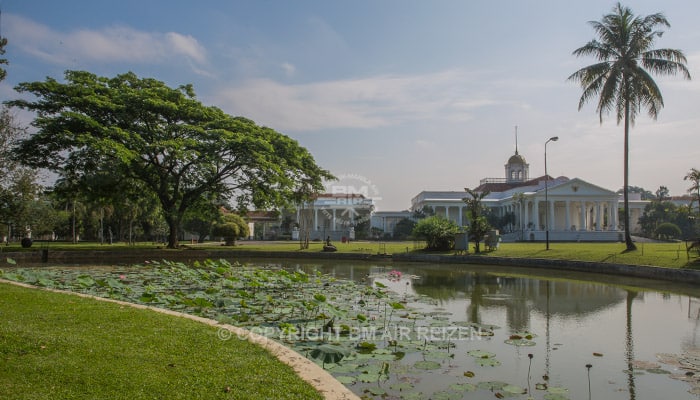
[166,214,180,248]
[623,99,637,251]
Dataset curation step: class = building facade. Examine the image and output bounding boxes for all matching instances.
[411,148,647,242]
[295,193,374,241]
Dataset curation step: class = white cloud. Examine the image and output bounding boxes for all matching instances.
[5,14,208,71]
[212,69,510,131]
[281,62,296,77]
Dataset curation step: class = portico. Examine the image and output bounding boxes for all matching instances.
[490,178,622,241]
[409,143,646,242]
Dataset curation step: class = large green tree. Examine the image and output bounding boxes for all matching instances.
[568,3,690,251]
[8,71,332,248]
[0,104,45,241]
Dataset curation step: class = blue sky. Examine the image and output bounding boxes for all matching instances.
[2,1,699,211]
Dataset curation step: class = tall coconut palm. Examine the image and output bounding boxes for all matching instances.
[568,3,690,251]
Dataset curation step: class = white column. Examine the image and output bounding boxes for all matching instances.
[565,200,570,231]
[458,207,463,227]
[524,201,529,229]
[549,200,555,231]
[445,205,449,220]
[595,202,602,231]
[332,208,336,231]
[314,208,318,230]
[611,200,618,230]
[579,201,586,231]
[533,200,539,230]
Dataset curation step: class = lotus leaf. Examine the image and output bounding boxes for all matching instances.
[503,384,526,394]
[431,390,462,400]
[505,338,536,347]
[449,382,477,392]
[475,357,501,367]
[477,381,508,390]
[367,386,387,396]
[467,350,496,359]
[401,392,427,400]
[414,360,441,370]
[309,344,349,367]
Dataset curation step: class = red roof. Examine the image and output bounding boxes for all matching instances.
[474,175,553,193]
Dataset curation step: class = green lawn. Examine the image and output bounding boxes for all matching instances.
[201,240,700,269]
[3,238,699,269]
[0,283,323,400]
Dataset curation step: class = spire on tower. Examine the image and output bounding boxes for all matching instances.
[514,125,519,155]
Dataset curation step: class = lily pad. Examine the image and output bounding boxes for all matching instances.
[475,357,501,367]
[414,360,441,370]
[366,386,387,396]
[467,350,496,358]
[449,382,477,392]
[503,384,526,394]
[432,391,462,400]
[309,344,349,367]
[478,381,508,390]
[505,338,537,347]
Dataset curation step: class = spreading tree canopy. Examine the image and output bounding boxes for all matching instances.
[8,71,333,248]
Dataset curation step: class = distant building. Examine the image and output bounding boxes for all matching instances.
[411,144,648,242]
[295,193,374,241]
[370,211,414,238]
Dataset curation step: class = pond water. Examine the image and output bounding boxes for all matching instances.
[252,259,700,400]
[4,258,700,400]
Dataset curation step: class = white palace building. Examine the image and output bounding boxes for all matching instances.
[409,146,647,242]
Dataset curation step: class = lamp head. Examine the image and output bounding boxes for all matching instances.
[550,136,559,142]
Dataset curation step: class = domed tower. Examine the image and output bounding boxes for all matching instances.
[505,129,529,183]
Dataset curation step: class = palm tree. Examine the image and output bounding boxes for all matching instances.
[568,3,690,251]
[685,168,700,211]
[463,188,490,253]
[685,168,700,238]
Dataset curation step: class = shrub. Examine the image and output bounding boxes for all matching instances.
[212,214,249,245]
[655,222,681,240]
[412,216,460,250]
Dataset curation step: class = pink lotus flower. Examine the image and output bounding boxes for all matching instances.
[388,270,402,281]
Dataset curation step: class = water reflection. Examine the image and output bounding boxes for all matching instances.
[626,290,638,400]
[411,271,629,329]
[254,259,700,399]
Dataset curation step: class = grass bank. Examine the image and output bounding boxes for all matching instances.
[202,240,700,269]
[2,239,698,269]
[0,282,323,400]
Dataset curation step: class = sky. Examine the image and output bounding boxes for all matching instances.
[1,0,699,211]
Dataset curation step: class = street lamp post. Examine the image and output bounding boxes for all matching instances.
[544,136,559,250]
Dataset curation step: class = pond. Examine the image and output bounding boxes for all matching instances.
[3,258,700,400]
